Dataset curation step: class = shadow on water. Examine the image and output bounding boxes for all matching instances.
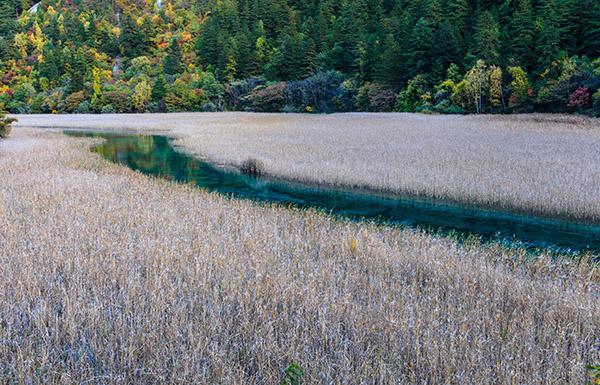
[66,131,600,255]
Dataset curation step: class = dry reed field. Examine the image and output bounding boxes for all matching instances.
[16,112,600,222]
[1,127,599,383]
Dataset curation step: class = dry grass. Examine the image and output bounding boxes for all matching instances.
[1,127,599,383]
[15,112,600,222]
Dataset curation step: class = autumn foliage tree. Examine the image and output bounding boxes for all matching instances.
[0,0,597,115]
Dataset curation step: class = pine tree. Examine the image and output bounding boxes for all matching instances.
[234,31,252,78]
[65,48,88,93]
[163,38,183,75]
[469,11,501,65]
[0,2,15,37]
[405,17,434,79]
[431,21,462,81]
[374,33,404,88]
[581,1,600,57]
[269,23,308,80]
[152,74,167,102]
[535,0,563,70]
[446,0,470,36]
[359,32,383,81]
[196,18,224,69]
[39,42,62,84]
[120,13,147,58]
[506,0,534,67]
[327,1,364,74]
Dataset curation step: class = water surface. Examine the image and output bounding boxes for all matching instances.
[67,131,600,253]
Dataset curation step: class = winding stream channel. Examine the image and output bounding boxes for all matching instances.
[67,131,600,253]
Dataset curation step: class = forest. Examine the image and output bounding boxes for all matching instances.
[0,0,599,115]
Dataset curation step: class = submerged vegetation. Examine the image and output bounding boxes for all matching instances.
[0,0,599,115]
[0,128,598,383]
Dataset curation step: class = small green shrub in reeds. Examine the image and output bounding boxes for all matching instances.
[0,112,16,138]
[241,158,264,177]
[280,362,304,385]
[587,364,600,385]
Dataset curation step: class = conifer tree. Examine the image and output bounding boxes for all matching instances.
[470,11,501,65]
[405,17,434,79]
[506,0,534,67]
[163,38,183,75]
[327,1,364,74]
[535,0,563,69]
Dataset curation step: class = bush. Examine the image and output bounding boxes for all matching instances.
[164,78,208,112]
[395,75,430,112]
[7,83,36,113]
[144,101,162,113]
[30,94,44,113]
[196,71,225,101]
[332,78,360,112]
[65,91,87,113]
[225,77,266,110]
[535,56,598,113]
[101,89,131,113]
[41,88,67,113]
[75,100,91,114]
[0,112,16,139]
[200,101,221,112]
[567,86,591,111]
[434,101,464,114]
[245,82,287,112]
[356,82,396,112]
[593,91,600,117]
[284,71,345,113]
[101,104,116,114]
[240,158,264,177]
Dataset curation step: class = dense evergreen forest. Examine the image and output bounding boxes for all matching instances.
[0,0,599,114]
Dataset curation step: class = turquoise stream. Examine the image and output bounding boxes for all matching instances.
[67,131,600,254]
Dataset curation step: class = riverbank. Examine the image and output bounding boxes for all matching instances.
[67,130,600,251]
[15,112,600,223]
[1,128,599,383]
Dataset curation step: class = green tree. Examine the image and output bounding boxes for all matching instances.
[535,0,563,70]
[431,21,461,81]
[120,13,148,58]
[506,0,534,67]
[446,0,470,40]
[507,66,531,112]
[132,79,152,112]
[582,1,600,57]
[374,33,404,88]
[152,74,167,103]
[327,1,364,74]
[469,11,500,65]
[163,38,184,75]
[405,17,434,80]
[39,42,62,85]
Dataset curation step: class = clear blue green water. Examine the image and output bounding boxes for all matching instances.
[67,131,600,254]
